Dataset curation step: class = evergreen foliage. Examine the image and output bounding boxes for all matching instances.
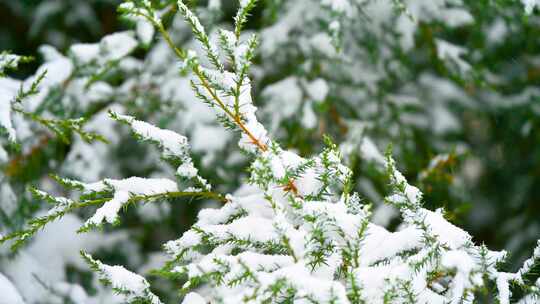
[1,0,540,303]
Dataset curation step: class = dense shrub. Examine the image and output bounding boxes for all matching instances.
[1,0,540,303]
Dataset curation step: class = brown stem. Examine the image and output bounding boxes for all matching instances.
[152,16,306,197]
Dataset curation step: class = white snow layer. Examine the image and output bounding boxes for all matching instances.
[85,177,179,227]
[0,273,25,304]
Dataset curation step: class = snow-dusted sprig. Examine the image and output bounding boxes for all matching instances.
[517,278,540,303]
[511,240,540,302]
[0,52,32,77]
[384,147,423,213]
[7,111,226,237]
[12,70,47,105]
[0,61,46,145]
[110,111,210,191]
[516,240,540,284]
[234,0,258,40]
[218,29,237,66]
[163,146,429,303]
[81,251,163,304]
[312,136,353,199]
[78,177,181,231]
[2,175,225,247]
[246,138,353,201]
[13,108,108,144]
[118,0,160,26]
[133,0,271,155]
[177,0,224,72]
[0,188,77,250]
[233,35,258,114]
[380,148,540,303]
[2,31,140,148]
[0,104,16,144]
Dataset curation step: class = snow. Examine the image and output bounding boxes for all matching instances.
[103,265,148,294]
[189,251,294,280]
[118,114,189,158]
[309,33,337,57]
[267,149,325,196]
[0,146,7,163]
[190,124,229,153]
[329,20,340,32]
[0,53,21,73]
[62,78,114,110]
[0,77,20,142]
[295,168,323,196]
[262,77,303,130]
[522,0,540,14]
[260,264,349,302]
[178,1,207,38]
[362,225,423,265]
[219,29,236,50]
[423,209,471,249]
[177,164,198,181]
[136,19,154,45]
[0,89,16,142]
[303,201,359,238]
[50,282,88,303]
[61,108,119,182]
[321,0,352,14]
[182,292,206,304]
[442,8,474,27]
[0,273,24,304]
[208,0,221,10]
[10,46,73,114]
[260,2,304,55]
[100,31,138,61]
[495,273,515,304]
[4,1,538,303]
[239,0,251,8]
[86,253,163,304]
[517,240,540,282]
[435,39,471,73]
[2,214,128,303]
[38,45,63,61]
[196,203,243,226]
[106,177,178,197]
[371,204,398,226]
[194,67,268,153]
[84,177,179,227]
[442,250,478,303]
[487,19,508,44]
[305,78,329,102]
[169,230,202,252]
[431,104,460,134]
[269,150,303,179]
[234,43,250,70]
[354,264,408,303]
[404,184,422,206]
[87,190,129,226]
[35,47,73,88]
[238,119,269,153]
[301,102,317,129]
[359,137,385,165]
[199,216,278,243]
[70,43,100,64]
